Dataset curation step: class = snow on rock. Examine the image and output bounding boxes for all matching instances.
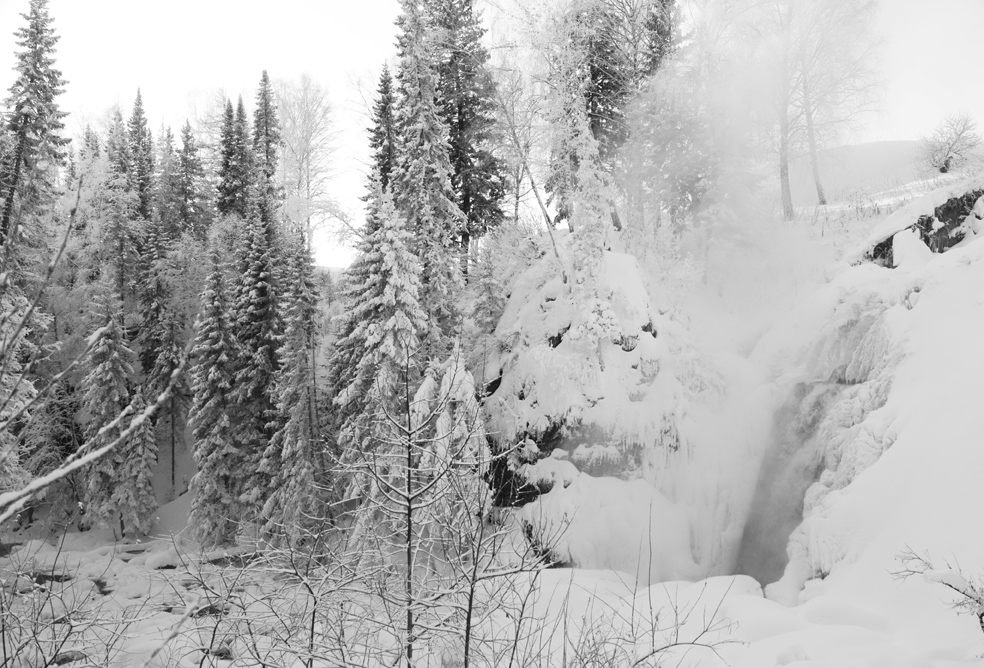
[849,174,984,265]
[485,247,685,471]
[519,474,699,583]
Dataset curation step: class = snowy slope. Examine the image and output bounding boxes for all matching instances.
[787,140,921,205]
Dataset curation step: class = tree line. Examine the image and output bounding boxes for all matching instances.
[0,0,883,541]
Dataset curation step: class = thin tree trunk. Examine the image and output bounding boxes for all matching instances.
[170,392,176,495]
[802,67,827,205]
[405,424,414,668]
[460,229,471,279]
[779,109,794,221]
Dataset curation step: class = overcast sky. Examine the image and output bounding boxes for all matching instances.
[0,0,981,266]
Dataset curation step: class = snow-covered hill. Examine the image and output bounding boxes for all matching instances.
[788,140,922,205]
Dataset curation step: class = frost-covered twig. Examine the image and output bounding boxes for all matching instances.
[0,346,190,525]
[894,547,984,637]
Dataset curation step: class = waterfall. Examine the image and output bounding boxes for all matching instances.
[735,381,846,586]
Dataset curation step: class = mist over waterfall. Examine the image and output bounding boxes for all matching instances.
[735,382,846,586]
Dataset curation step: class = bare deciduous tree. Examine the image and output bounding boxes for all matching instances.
[794,0,880,205]
[276,74,345,245]
[920,113,982,174]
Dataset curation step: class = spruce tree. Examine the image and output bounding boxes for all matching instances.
[233,96,254,217]
[262,234,322,540]
[79,291,135,531]
[188,250,240,546]
[0,0,69,246]
[106,108,131,177]
[114,386,158,536]
[330,175,426,457]
[217,100,237,216]
[154,126,182,237]
[392,0,465,360]
[217,98,252,219]
[177,120,209,237]
[97,112,140,306]
[368,64,398,195]
[427,0,506,251]
[252,70,281,236]
[135,219,190,498]
[128,89,154,219]
[230,216,280,515]
[136,217,169,377]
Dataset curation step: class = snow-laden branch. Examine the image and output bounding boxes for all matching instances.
[0,346,190,525]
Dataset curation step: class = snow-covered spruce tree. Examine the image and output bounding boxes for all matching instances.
[98,109,141,303]
[217,97,252,219]
[79,290,135,531]
[368,64,398,196]
[188,249,240,546]
[392,0,466,361]
[328,174,426,463]
[136,219,191,498]
[154,125,183,238]
[216,100,237,217]
[114,386,158,536]
[19,383,82,527]
[136,217,169,377]
[127,89,154,220]
[177,120,211,238]
[427,0,506,251]
[230,215,280,517]
[252,70,282,237]
[0,0,69,246]
[261,234,323,541]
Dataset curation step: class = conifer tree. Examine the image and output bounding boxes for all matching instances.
[97,113,140,305]
[252,70,281,235]
[368,64,398,195]
[114,386,158,536]
[217,98,252,218]
[177,120,209,237]
[136,219,190,497]
[330,175,427,456]
[128,89,154,219]
[154,126,182,237]
[262,234,322,540]
[188,250,240,546]
[136,217,169,377]
[217,101,237,216]
[427,0,506,251]
[392,0,465,360]
[230,216,280,515]
[233,96,254,216]
[0,0,69,246]
[106,108,131,177]
[79,291,134,530]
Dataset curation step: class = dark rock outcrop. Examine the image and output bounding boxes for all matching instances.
[865,189,984,267]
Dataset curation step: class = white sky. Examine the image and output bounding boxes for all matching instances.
[0,0,982,266]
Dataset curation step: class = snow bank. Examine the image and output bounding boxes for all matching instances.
[847,173,984,263]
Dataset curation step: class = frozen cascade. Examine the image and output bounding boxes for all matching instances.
[735,381,846,586]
